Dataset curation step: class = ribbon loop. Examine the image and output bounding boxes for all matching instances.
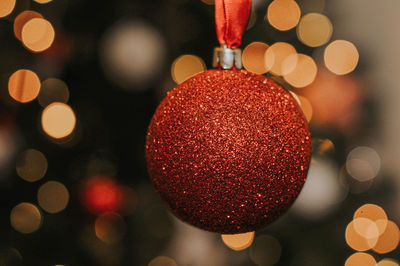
[215,0,252,48]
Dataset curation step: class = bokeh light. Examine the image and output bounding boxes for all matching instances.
[267,0,301,31]
[21,18,55,53]
[377,259,400,266]
[100,20,166,89]
[33,0,53,4]
[221,231,254,251]
[10,203,42,234]
[315,138,335,155]
[242,42,271,74]
[291,158,347,220]
[0,0,15,18]
[8,69,41,103]
[16,149,47,182]
[38,78,70,107]
[346,146,381,182]
[171,54,206,84]
[83,177,122,214]
[324,40,359,75]
[14,11,44,41]
[249,235,281,265]
[284,53,317,88]
[345,252,376,266]
[345,218,379,251]
[95,212,126,244]
[37,181,69,213]
[41,102,76,139]
[354,204,387,235]
[372,220,400,254]
[149,256,178,266]
[298,95,313,122]
[265,42,297,76]
[297,13,333,47]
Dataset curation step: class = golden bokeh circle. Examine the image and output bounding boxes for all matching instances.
[10,203,42,234]
[148,256,177,266]
[267,0,301,31]
[171,55,206,84]
[38,78,70,107]
[242,42,271,74]
[0,0,16,18]
[95,212,126,244]
[372,220,400,254]
[345,218,379,251]
[376,259,400,266]
[41,102,76,139]
[324,40,359,75]
[221,231,255,251]
[265,42,297,76]
[14,11,43,41]
[297,13,333,47]
[345,252,376,266]
[33,0,53,3]
[16,149,48,182]
[354,204,387,235]
[283,54,317,88]
[8,69,41,103]
[37,181,70,214]
[21,18,55,53]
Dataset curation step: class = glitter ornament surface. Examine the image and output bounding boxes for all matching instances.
[146,69,311,233]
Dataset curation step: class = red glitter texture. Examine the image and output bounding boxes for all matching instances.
[146,69,312,233]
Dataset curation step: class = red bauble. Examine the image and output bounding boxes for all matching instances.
[146,69,312,233]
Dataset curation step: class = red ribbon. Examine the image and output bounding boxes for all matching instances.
[215,0,252,48]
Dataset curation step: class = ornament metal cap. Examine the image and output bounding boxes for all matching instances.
[213,44,242,70]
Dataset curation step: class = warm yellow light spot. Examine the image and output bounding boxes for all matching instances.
[171,55,206,84]
[249,235,281,265]
[373,220,400,254]
[21,18,55,53]
[283,54,317,88]
[265,42,296,76]
[37,181,69,214]
[376,259,400,266]
[95,212,126,244]
[149,256,178,266]
[0,0,15,18]
[345,252,376,266]
[354,204,387,235]
[38,78,70,107]
[316,138,334,155]
[41,102,76,139]
[10,203,42,234]
[16,149,47,182]
[8,69,41,103]
[242,42,271,74]
[297,13,332,47]
[298,96,313,122]
[345,218,379,251]
[33,0,53,3]
[221,231,255,251]
[267,0,301,31]
[324,40,359,75]
[14,11,44,41]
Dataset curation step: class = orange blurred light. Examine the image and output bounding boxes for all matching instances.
[33,0,53,3]
[283,54,317,88]
[345,252,376,266]
[345,218,379,251]
[354,204,387,235]
[10,203,42,234]
[8,69,41,103]
[95,212,126,244]
[324,40,359,75]
[37,181,69,214]
[242,42,271,74]
[265,42,297,76]
[171,55,206,84]
[41,102,76,139]
[298,96,313,122]
[149,256,178,266]
[376,259,400,266]
[373,220,400,254]
[221,232,255,251]
[16,149,47,182]
[267,0,301,31]
[297,13,333,47]
[0,0,15,18]
[14,11,44,41]
[21,18,55,53]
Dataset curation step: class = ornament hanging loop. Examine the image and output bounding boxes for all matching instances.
[213,44,242,69]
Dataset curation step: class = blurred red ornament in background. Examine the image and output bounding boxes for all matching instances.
[300,68,363,135]
[83,177,122,214]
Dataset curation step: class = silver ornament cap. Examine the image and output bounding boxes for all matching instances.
[213,44,242,70]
